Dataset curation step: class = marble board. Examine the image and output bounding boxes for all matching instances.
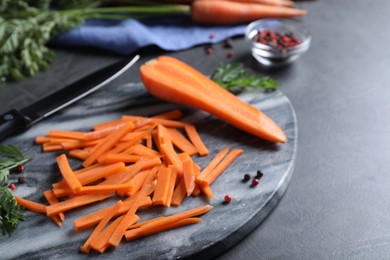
[0,82,297,260]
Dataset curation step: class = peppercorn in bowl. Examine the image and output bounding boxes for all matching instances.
[245,19,311,67]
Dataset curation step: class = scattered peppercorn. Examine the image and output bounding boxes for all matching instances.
[251,178,259,187]
[256,170,264,179]
[8,183,16,190]
[243,174,251,182]
[254,29,301,52]
[227,50,234,58]
[224,38,234,48]
[224,194,232,203]
[16,164,24,173]
[18,176,26,184]
[206,46,214,55]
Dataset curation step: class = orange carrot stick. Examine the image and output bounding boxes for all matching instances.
[125,205,212,240]
[151,109,183,120]
[125,217,201,241]
[89,215,124,253]
[167,128,198,155]
[152,166,173,206]
[97,153,143,165]
[83,122,134,167]
[184,124,209,156]
[197,149,243,186]
[68,149,90,160]
[43,190,65,226]
[80,200,123,254]
[182,159,196,196]
[108,182,152,247]
[74,196,152,231]
[48,130,86,140]
[197,147,230,180]
[171,177,187,207]
[15,196,47,213]
[56,154,83,194]
[79,183,134,194]
[46,193,113,216]
[191,0,307,25]
[42,143,63,152]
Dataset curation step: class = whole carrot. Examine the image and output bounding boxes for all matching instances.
[191,0,307,25]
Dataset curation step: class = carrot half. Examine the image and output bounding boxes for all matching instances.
[140,56,287,143]
[191,0,307,25]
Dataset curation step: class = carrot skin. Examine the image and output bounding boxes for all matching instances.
[191,0,307,25]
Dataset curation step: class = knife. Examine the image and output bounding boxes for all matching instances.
[0,54,140,141]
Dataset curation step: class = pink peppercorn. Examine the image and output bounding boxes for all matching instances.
[224,195,232,203]
[252,178,259,186]
[8,183,16,190]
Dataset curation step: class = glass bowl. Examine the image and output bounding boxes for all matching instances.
[245,19,311,67]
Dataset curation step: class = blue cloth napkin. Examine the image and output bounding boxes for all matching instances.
[52,17,247,55]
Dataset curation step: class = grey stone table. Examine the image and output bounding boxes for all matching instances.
[2,0,390,259]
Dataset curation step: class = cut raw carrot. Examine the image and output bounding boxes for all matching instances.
[167,128,198,155]
[35,136,50,144]
[140,56,287,143]
[197,148,243,186]
[56,154,83,194]
[197,147,230,181]
[83,122,134,167]
[93,119,127,131]
[46,193,113,216]
[151,109,183,120]
[74,196,152,231]
[79,183,134,194]
[171,177,187,207]
[182,159,196,196]
[77,162,126,185]
[43,190,65,226]
[15,196,46,214]
[48,130,86,140]
[89,215,124,253]
[42,143,63,152]
[108,182,152,247]
[165,165,178,207]
[97,153,143,165]
[125,217,201,241]
[152,166,174,206]
[125,205,212,240]
[80,200,123,254]
[69,149,90,160]
[184,124,209,156]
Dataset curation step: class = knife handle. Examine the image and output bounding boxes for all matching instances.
[0,110,32,141]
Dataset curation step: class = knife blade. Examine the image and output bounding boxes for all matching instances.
[0,54,140,141]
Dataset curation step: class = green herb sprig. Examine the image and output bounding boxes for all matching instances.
[0,187,25,238]
[211,63,279,94]
[0,144,31,238]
